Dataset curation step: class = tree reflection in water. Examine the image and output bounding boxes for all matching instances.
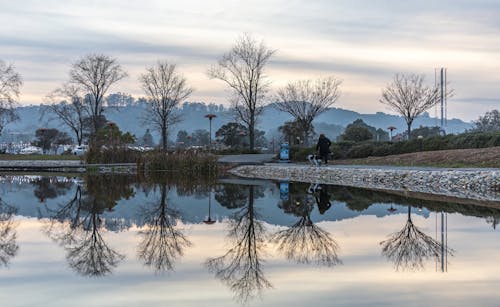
[32,176,73,202]
[273,188,341,267]
[380,204,454,271]
[0,199,18,267]
[206,185,271,303]
[137,184,191,273]
[42,175,132,277]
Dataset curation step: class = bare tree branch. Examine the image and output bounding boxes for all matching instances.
[380,205,454,271]
[208,34,275,150]
[140,61,193,150]
[205,186,271,303]
[272,199,341,267]
[137,184,191,273]
[380,73,451,139]
[0,199,18,267]
[43,83,87,145]
[69,54,127,135]
[0,60,22,135]
[274,76,341,145]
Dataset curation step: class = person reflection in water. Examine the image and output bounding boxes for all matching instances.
[274,184,341,267]
[314,185,332,215]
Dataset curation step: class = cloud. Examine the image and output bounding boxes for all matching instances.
[0,0,499,120]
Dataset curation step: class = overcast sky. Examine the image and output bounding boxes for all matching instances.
[1,0,499,121]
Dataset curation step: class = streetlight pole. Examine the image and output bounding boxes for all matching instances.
[204,114,217,152]
[387,126,396,141]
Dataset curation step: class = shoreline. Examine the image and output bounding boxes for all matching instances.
[229,164,500,203]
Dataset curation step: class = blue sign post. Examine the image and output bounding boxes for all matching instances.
[279,181,289,201]
[279,143,289,162]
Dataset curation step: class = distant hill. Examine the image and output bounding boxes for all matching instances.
[1,101,473,144]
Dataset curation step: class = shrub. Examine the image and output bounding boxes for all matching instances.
[347,143,374,158]
[277,131,500,161]
[86,147,142,164]
[288,145,315,161]
[140,150,218,174]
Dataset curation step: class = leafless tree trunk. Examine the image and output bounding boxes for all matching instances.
[137,184,191,273]
[208,34,275,150]
[380,205,454,271]
[69,54,127,135]
[43,84,87,145]
[0,60,22,136]
[140,61,193,151]
[380,73,447,139]
[0,200,18,267]
[205,186,271,303]
[274,77,341,145]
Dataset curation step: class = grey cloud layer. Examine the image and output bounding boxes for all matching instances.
[0,0,498,120]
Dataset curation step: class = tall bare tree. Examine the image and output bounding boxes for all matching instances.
[0,199,18,267]
[69,54,127,135]
[208,34,275,150]
[43,84,87,145]
[140,61,193,151]
[380,205,453,271]
[380,73,445,139]
[274,77,341,145]
[42,182,126,277]
[273,193,341,267]
[206,186,271,303]
[0,60,22,135]
[137,184,191,273]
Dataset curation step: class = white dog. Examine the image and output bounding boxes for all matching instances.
[307,154,322,167]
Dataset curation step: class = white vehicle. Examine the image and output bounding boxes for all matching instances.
[71,145,88,156]
[19,146,43,155]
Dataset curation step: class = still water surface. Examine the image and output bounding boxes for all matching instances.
[0,174,499,306]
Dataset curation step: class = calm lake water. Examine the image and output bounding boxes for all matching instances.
[0,173,499,306]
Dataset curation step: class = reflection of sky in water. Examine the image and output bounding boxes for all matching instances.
[0,175,499,306]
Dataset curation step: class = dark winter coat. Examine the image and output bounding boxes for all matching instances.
[316,136,331,154]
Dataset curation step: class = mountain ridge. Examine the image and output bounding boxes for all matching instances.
[1,102,473,144]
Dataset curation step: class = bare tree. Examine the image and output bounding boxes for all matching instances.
[43,84,87,145]
[205,186,271,303]
[0,60,22,135]
[474,109,500,132]
[380,73,445,139]
[69,54,127,135]
[273,194,341,267]
[380,205,454,271]
[137,184,191,273]
[208,34,275,150]
[274,77,342,145]
[140,61,193,150]
[42,183,126,277]
[0,199,18,267]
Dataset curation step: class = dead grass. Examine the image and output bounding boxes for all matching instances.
[335,146,500,168]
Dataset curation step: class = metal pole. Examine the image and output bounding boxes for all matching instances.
[445,213,448,272]
[441,211,445,272]
[440,68,444,129]
[445,69,448,127]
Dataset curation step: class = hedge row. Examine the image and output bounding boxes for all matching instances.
[288,131,500,161]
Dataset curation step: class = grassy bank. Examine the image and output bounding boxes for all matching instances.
[334,146,500,168]
[85,147,219,173]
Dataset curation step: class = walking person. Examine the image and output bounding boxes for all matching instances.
[316,133,331,165]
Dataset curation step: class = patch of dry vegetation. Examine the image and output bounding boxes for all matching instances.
[335,146,500,168]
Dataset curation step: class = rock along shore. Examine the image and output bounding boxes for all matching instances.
[230,164,500,202]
